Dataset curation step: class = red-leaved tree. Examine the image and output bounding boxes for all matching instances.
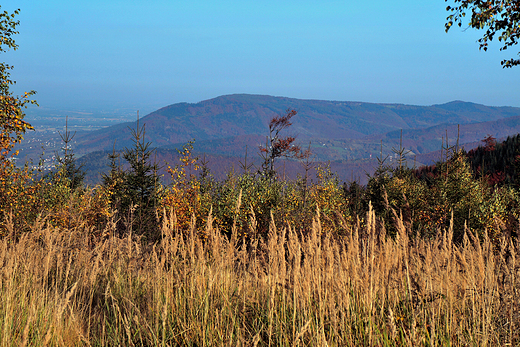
[259,109,305,178]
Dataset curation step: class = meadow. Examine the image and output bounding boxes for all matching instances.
[0,202,518,346]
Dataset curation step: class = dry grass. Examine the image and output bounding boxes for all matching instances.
[0,206,519,346]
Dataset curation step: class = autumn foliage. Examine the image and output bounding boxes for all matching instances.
[3,6,520,345]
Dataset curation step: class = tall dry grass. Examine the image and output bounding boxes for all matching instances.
[0,206,518,346]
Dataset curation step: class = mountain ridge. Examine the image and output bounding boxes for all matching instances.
[73,94,520,157]
[65,94,520,185]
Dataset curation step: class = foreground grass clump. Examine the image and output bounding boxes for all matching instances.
[0,208,518,346]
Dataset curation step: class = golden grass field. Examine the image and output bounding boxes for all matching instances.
[0,206,518,346]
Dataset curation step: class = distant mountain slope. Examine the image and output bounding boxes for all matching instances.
[73,94,520,156]
[362,114,520,156]
[162,113,520,165]
[60,94,520,185]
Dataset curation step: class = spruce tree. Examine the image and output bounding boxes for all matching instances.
[120,113,160,238]
[101,141,125,207]
[55,117,85,190]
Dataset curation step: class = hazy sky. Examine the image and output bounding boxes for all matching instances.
[4,0,520,115]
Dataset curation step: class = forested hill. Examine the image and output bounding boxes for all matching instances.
[66,94,520,185]
[413,134,520,187]
[72,94,520,157]
[466,134,520,186]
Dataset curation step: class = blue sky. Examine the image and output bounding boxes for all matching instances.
[3,0,520,115]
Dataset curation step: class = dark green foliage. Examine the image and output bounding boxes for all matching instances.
[122,126,158,211]
[121,119,160,238]
[467,134,520,187]
[342,180,368,219]
[363,135,413,237]
[54,118,85,190]
[101,116,161,240]
[101,144,126,207]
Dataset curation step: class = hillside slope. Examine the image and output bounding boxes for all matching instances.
[73,94,520,156]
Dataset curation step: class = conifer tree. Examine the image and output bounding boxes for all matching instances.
[54,117,85,190]
[120,113,160,237]
[101,141,125,207]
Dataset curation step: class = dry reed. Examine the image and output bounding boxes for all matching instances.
[0,206,518,346]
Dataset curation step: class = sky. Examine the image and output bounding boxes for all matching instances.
[3,0,520,116]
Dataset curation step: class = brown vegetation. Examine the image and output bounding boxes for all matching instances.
[1,206,518,346]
